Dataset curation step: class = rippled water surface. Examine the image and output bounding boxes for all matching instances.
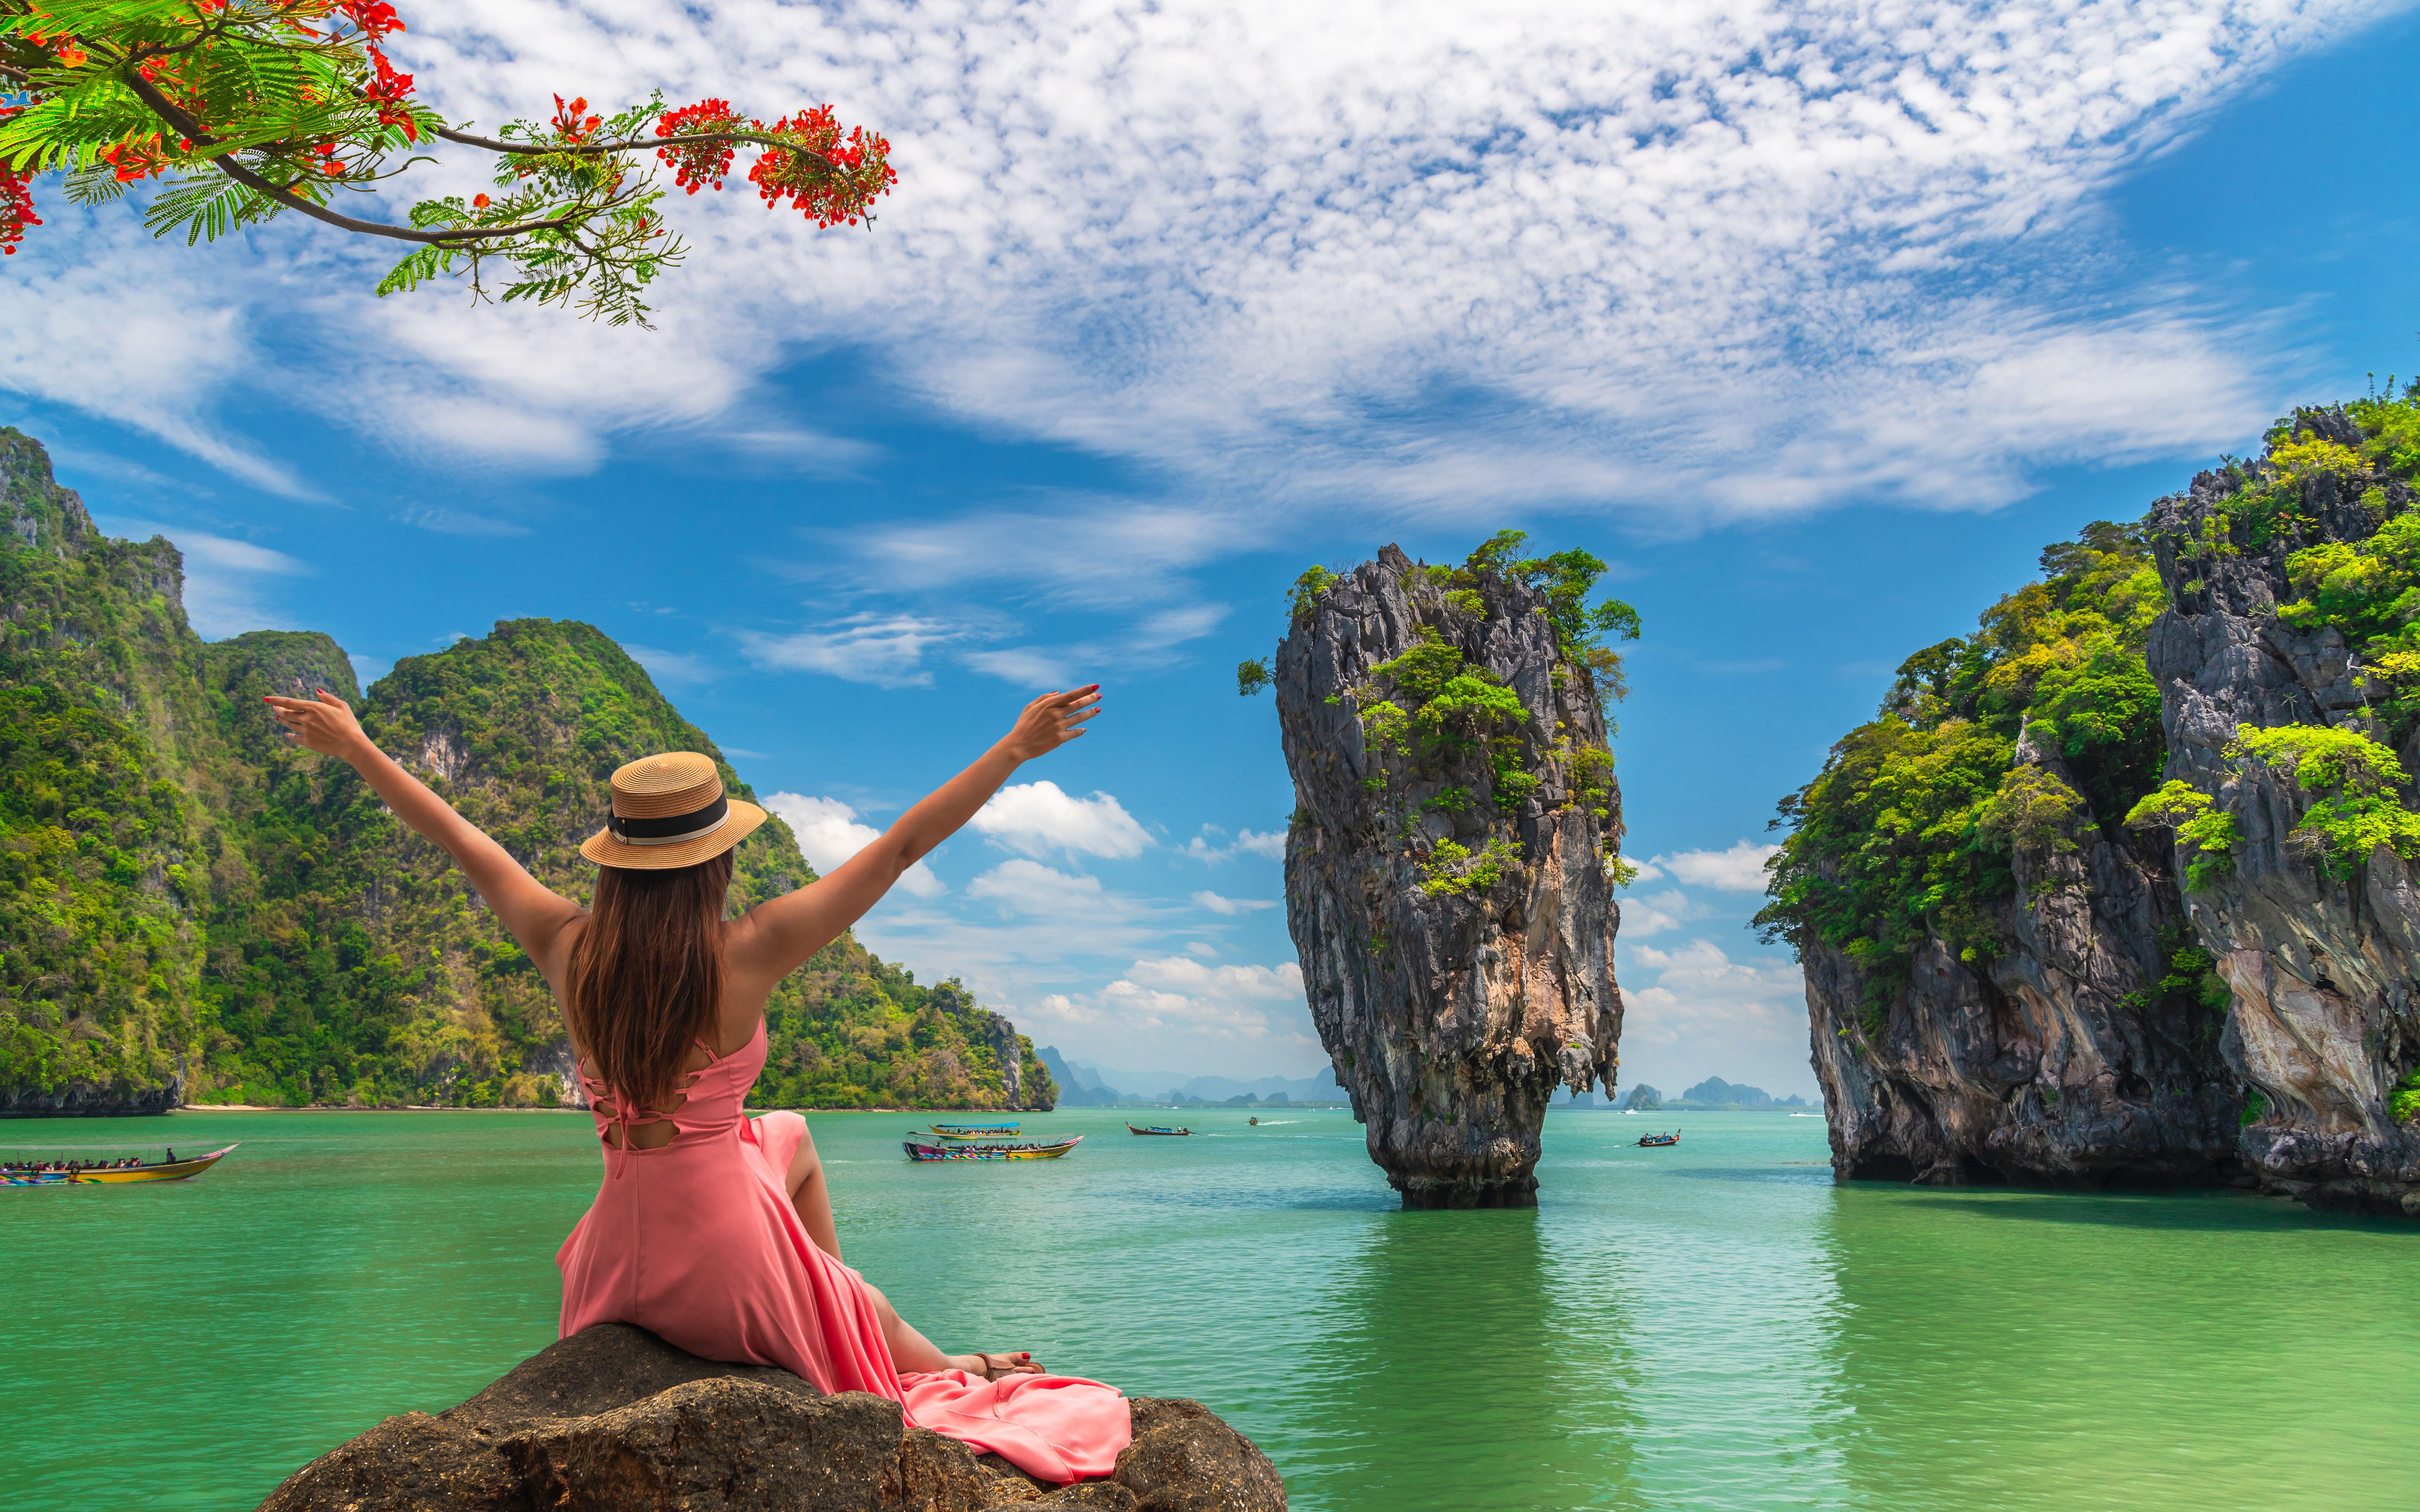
[4,1107,2412,1510]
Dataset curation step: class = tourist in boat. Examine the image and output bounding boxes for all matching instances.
[266,682,1126,1484]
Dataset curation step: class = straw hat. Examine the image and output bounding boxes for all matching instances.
[579,751,766,870]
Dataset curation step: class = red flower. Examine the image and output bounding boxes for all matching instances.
[656,97,743,193]
[472,192,490,209]
[0,111,39,256]
[746,107,897,229]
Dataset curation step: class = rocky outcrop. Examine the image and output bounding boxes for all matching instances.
[1275,544,1623,1207]
[0,1073,184,1118]
[258,1324,1284,1512]
[1805,767,2243,1185]
[2144,412,2420,1216]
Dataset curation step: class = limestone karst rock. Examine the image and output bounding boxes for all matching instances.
[2143,406,2420,1216]
[256,1324,1285,1512]
[1800,758,2243,1187]
[1274,543,1624,1207]
[1769,520,2244,1188]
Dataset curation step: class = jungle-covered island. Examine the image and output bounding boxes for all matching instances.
[1758,383,2420,1215]
[0,430,1053,1116]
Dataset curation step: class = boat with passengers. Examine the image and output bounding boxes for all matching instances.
[1,1143,239,1185]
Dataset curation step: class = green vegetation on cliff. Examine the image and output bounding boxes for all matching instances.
[1263,531,1636,858]
[0,430,1053,1113]
[1755,522,2171,1013]
[1762,384,2420,1036]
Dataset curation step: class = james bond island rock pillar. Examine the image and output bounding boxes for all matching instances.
[1268,537,1630,1208]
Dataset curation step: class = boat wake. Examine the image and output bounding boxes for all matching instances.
[1251,1118,1304,1125]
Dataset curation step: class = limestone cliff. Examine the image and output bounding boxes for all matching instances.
[2142,404,2420,1215]
[1274,542,1624,1207]
[1766,524,2244,1187]
[1802,765,2242,1186]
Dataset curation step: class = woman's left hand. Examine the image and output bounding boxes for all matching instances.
[959,1350,1045,1380]
[264,689,373,762]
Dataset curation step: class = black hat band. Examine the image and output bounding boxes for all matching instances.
[606,793,730,847]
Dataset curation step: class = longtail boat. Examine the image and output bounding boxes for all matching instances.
[0,1143,239,1186]
[904,1136,1081,1162]
[930,1122,1021,1137]
[1636,1131,1680,1148]
[1127,1124,1192,1136]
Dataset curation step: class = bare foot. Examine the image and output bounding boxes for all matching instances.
[958,1351,1044,1380]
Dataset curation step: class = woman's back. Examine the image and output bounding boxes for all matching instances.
[560,1017,909,1400]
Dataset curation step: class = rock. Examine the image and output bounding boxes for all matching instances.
[1803,769,2244,1186]
[512,1380,924,1512]
[257,1326,1284,1512]
[1114,1399,1287,1512]
[1024,1487,1139,1510]
[0,1075,185,1118]
[2141,430,2420,1215]
[1274,544,1625,1206]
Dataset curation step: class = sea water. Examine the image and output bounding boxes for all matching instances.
[2,1106,2412,1510]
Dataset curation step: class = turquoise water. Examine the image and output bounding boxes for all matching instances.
[3,1106,2413,1510]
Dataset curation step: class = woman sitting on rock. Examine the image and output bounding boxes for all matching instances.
[265,684,1127,1484]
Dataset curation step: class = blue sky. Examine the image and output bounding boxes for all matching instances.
[7,0,2419,1096]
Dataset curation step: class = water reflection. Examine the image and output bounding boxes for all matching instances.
[1822,1184,2418,1512]
[1285,1206,1646,1510]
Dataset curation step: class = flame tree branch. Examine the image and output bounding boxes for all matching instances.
[0,0,897,327]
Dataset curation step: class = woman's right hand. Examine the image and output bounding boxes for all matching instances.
[997,686,1102,762]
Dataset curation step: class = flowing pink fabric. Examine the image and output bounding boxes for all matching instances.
[557,1020,1130,1482]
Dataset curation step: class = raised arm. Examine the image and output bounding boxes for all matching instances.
[725,686,1102,989]
[265,690,588,978]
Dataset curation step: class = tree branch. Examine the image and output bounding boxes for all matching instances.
[122,70,583,245]
[430,122,837,171]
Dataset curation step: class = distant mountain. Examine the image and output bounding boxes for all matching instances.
[1079,1055,1345,1103]
[1622,1084,1664,1110]
[1668,1078,1810,1108]
[1057,1059,1345,1105]
[1684,1076,1774,1107]
[1036,1046,1127,1106]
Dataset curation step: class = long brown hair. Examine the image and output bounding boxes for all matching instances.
[565,852,734,1111]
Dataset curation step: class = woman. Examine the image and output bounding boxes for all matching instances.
[265,683,1128,1482]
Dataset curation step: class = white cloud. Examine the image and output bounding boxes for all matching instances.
[1092,956,1311,1045]
[763,793,944,899]
[1617,935,1816,1097]
[1180,824,1290,863]
[396,505,530,538]
[1620,888,1711,940]
[1622,857,1665,885]
[964,859,1112,916]
[625,645,722,688]
[734,613,960,688]
[95,516,312,638]
[1190,890,1277,916]
[1652,841,1783,892]
[5,0,2371,536]
[970,781,1151,860]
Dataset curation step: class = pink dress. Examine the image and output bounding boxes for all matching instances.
[556,1020,1131,1482]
